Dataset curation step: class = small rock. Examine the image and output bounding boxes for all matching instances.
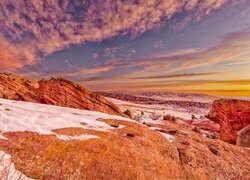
[179,141,190,146]
[192,126,201,134]
[142,122,152,127]
[167,130,178,135]
[126,133,135,137]
[208,145,220,156]
[110,124,119,128]
[206,133,219,139]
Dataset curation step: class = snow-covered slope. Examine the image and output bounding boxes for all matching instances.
[0,98,131,140]
[0,98,249,179]
[108,97,202,121]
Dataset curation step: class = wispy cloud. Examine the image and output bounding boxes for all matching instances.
[73,30,250,95]
[35,29,250,82]
[129,73,218,80]
[0,0,240,69]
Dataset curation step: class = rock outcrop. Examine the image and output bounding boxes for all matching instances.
[237,125,250,147]
[1,116,249,179]
[0,73,125,117]
[190,120,220,132]
[206,99,250,144]
[38,78,125,116]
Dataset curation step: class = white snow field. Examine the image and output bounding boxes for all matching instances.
[0,98,132,141]
[108,97,200,123]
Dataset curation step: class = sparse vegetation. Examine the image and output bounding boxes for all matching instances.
[76,84,82,90]
[25,80,32,84]
[163,114,177,122]
[192,126,201,134]
[191,115,196,120]
[141,111,144,115]
[2,94,8,99]
[124,109,132,118]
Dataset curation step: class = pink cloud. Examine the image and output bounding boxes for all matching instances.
[0,36,35,71]
[0,0,238,69]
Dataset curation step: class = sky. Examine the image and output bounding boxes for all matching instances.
[0,0,250,96]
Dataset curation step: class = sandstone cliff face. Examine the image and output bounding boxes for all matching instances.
[206,99,250,144]
[0,73,39,102]
[38,78,125,116]
[0,73,125,117]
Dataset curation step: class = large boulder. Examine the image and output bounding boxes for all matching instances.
[237,125,250,147]
[206,99,250,144]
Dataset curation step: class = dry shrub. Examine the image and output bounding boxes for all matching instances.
[163,114,177,122]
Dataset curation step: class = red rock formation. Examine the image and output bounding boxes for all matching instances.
[0,73,39,102]
[0,73,125,117]
[206,99,250,144]
[1,118,249,179]
[191,120,220,132]
[38,78,125,116]
[237,125,250,147]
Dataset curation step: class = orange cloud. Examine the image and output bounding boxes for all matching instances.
[0,37,35,70]
[129,73,218,80]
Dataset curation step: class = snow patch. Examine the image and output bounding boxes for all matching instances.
[160,133,175,143]
[56,134,99,141]
[149,127,176,143]
[0,151,32,180]
[0,98,132,139]
[0,134,7,140]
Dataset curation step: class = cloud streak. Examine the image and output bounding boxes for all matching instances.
[0,0,241,69]
[129,73,217,80]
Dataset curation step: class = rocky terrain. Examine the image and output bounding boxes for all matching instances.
[96,91,215,115]
[0,73,249,179]
[206,99,250,146]
[0,73,125,117]
[0,98,250,179]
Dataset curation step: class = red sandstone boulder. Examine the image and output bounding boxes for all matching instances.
[192,120,220,132]
[206,99,250,144]
[237,125,250,147]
